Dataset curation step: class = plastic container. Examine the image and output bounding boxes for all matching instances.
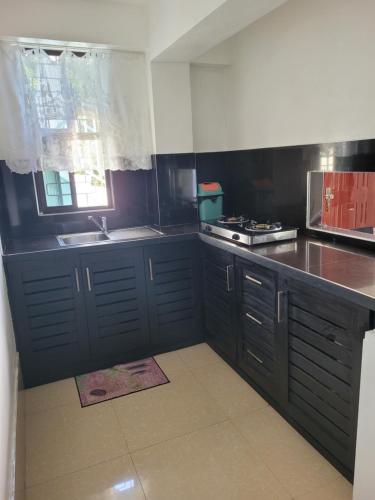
[197,182,224,222]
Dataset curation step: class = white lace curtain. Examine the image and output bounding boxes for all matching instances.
[0,43,153,173]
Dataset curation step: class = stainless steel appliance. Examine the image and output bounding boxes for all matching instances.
[201,216,298,246]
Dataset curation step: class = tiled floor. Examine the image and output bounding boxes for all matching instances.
[23,343,353,500]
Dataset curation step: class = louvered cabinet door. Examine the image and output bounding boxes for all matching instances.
[80,247,149,361]
[285,278,370,476]
[144,241,202,349]
[202,244,236,361]
[6,254,89,387]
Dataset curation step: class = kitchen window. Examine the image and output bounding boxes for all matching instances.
[0,41,153,205]
[34,169,114,215]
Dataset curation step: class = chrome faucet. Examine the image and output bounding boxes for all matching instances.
[88,215,108,233]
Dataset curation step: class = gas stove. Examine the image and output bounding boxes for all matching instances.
[201,217,298,246]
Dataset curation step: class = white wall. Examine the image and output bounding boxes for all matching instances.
[191,64,229,152]
[354,329,375,500]
[151,62,193,154]
[191,0,375,152]
[0,0,148,50]
[148,0,225,59]
[0,253,17,500]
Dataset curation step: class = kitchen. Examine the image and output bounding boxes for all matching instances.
[0,1,375,499]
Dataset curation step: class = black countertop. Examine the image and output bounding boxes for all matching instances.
[3,224,375,311]
[199,232,375,311]
[2,224,199,259]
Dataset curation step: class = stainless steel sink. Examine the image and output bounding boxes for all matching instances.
[107,226,164,241]
[56,231,109,246]
[56,226,164,247]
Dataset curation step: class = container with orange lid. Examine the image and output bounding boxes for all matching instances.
[197,182,224,221]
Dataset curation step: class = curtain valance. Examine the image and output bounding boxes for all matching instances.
[0,43,153,173]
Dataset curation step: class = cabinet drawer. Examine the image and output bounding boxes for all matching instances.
[239,338,275,394]
[242,303,275,331]
[242,317,275,358]
[239,260,277,313]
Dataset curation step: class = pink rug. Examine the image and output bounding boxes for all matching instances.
[75,357,169,407]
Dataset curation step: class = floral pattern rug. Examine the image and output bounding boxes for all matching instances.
[75,357,169,407]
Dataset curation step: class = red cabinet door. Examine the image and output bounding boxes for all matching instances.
[322,172,375,230]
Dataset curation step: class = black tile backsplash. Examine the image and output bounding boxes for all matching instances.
[1,138,375,243]
[0,162,154,241]
[153,153,198,226]
[196,139,375,229]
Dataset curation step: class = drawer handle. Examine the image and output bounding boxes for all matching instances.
[74,268,80,293]
[246,312,262,326]
[85,267,92,292]
[246,348,264,364]
[226,265,234,292]
[245,274,262,286]
[148,257,154,281]
[277,290,284,323]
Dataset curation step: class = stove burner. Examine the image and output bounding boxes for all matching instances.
[217,215,249,225]
[245,220,283,233]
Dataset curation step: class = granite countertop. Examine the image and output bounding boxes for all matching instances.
[199,232,375,311]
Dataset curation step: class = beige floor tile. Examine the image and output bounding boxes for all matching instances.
[233,406,340,497]
[26,402,127,487]
[177,342,221,369]
[132,420,292,500]
[26,456,145,500]
[295,476,353,500]
[193,360,268,418]
[25,378,79,415]
[153,351,190,381]
[112,374,226,451]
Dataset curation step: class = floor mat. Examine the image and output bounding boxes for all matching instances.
[75,357,170,407]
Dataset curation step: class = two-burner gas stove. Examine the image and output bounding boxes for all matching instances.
[201,215,298,246]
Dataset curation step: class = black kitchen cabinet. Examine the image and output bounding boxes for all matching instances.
[5,239,203,387]
[236,258,283,402]
[284,278,370,475]
[144,241,202,348]
[6,253,90,387]
[80,247,149,360]
[202,243,237,361]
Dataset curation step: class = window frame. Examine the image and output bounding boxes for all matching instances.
[29,47,116,217]
[33,170,115,216]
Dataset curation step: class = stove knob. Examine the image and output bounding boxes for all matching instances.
[232,233,240,241]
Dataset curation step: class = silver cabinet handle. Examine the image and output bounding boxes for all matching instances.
[226,265,233,292]
[245,274,262,286]
[246,312,262,326]
[85,267,92,292]
[149,258,154,281]
[74,268,80,293]
[246,348,264,364]
[277,290,283,323]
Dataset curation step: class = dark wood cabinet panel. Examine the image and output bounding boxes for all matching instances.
[202,244,236,361]
[6,254,90,387]
[284,278,370,475]
[236,258,282,401]
[144,241,202,348]
[80,247,149,360]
